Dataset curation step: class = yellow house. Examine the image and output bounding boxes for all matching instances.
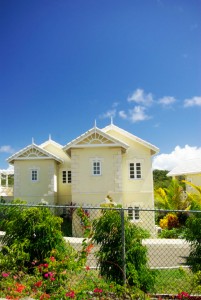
[7,122,159,233]
[167,158,201,193]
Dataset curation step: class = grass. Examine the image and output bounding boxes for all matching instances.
[152,268,200,295]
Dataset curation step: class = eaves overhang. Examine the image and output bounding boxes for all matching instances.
[7,143,63,165]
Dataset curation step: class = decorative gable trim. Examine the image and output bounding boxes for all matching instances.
[102,124,159,156]
[63,126,129,156]
[7,144,63,165]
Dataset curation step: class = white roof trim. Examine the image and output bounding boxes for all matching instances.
[63,127,129,153]
[7,143,63,165]
[167,158,201,177]
[102,124,159,155]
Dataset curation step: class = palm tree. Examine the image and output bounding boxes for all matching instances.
[183,181,201,210]
[155,179,190,211]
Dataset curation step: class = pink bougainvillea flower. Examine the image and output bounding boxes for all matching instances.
[94,288,103,293]
[2,272,10,277]
[177,291,190,299]
[50,277,55,281]
[66,290,75,298]
[44,273,49,278]
[43,263,48,268]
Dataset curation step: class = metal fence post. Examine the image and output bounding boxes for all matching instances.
[120,208,126,285]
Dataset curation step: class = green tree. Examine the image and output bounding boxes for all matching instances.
[153,169,172,189]
[154,179,190,211]
[184,201,201,273]
[0,200,76,271]
[92,209,155,292]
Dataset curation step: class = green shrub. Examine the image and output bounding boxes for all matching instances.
[184,210,201,273]
[158,227,185,239]
[92,209,155,292]
[159,213,179,230]
[0,200,77,272]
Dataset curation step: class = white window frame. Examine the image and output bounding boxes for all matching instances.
[128,206,140,221]
[30,168,39,182]
[128,160,142,179]
[92,159,102,176]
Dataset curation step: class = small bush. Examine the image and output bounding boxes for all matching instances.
[184,210,201,272]
[159,213,179,230]
[92,209,155,292]
[0,200,77,272]
[159,227,185,239]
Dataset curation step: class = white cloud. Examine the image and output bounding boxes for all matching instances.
[0,145,15,154]
[158,96,176,106]
[100,109,116,119]
[128,106,151,123]
[127,88,154,106]
[184,96,201,107]
[0,165,14,174]
[119,110,127,119]
[153,145,201,170]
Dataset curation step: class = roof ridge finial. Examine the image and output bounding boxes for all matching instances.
[32,137,34,144]
[49,134,52,141]
[94,119,97,128]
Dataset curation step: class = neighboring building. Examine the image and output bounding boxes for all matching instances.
[0,168,14,201]
[167,158,201,193]
[7,122,159,234]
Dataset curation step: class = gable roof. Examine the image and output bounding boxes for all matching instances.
[40,138,63,149]
[167,158,201,177]
[63,126,129,156]
[7,143,63,165]
[102,124,159,156]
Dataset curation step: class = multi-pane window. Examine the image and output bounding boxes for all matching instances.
[128,206,140,221]
[31,169,38,182]
[67,171,71,183]
[62,171,67,183]
[62,170,71,184]
[129,162,142,179]
[92,160,101,176]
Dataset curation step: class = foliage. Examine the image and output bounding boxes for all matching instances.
[154,179,189,211]
[0,203,149,299]
[159,213,179,230]
[1,261,144,299]
[153,169,172,189]
[184,181,201,211]
[92,208,155,292]
[0,199,78,271]
[184,208,201,273]
[158,227,185,239]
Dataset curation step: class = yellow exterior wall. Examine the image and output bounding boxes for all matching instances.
[70,131,155,210]
[14,159,58,204]
[104,128,155,208]
[42,143,72,204]
[186,173,201,193]
[71,147,123,205]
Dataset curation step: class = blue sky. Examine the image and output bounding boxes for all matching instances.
[0,0,201,170]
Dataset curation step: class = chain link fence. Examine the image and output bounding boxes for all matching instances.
[0,203,200,296]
